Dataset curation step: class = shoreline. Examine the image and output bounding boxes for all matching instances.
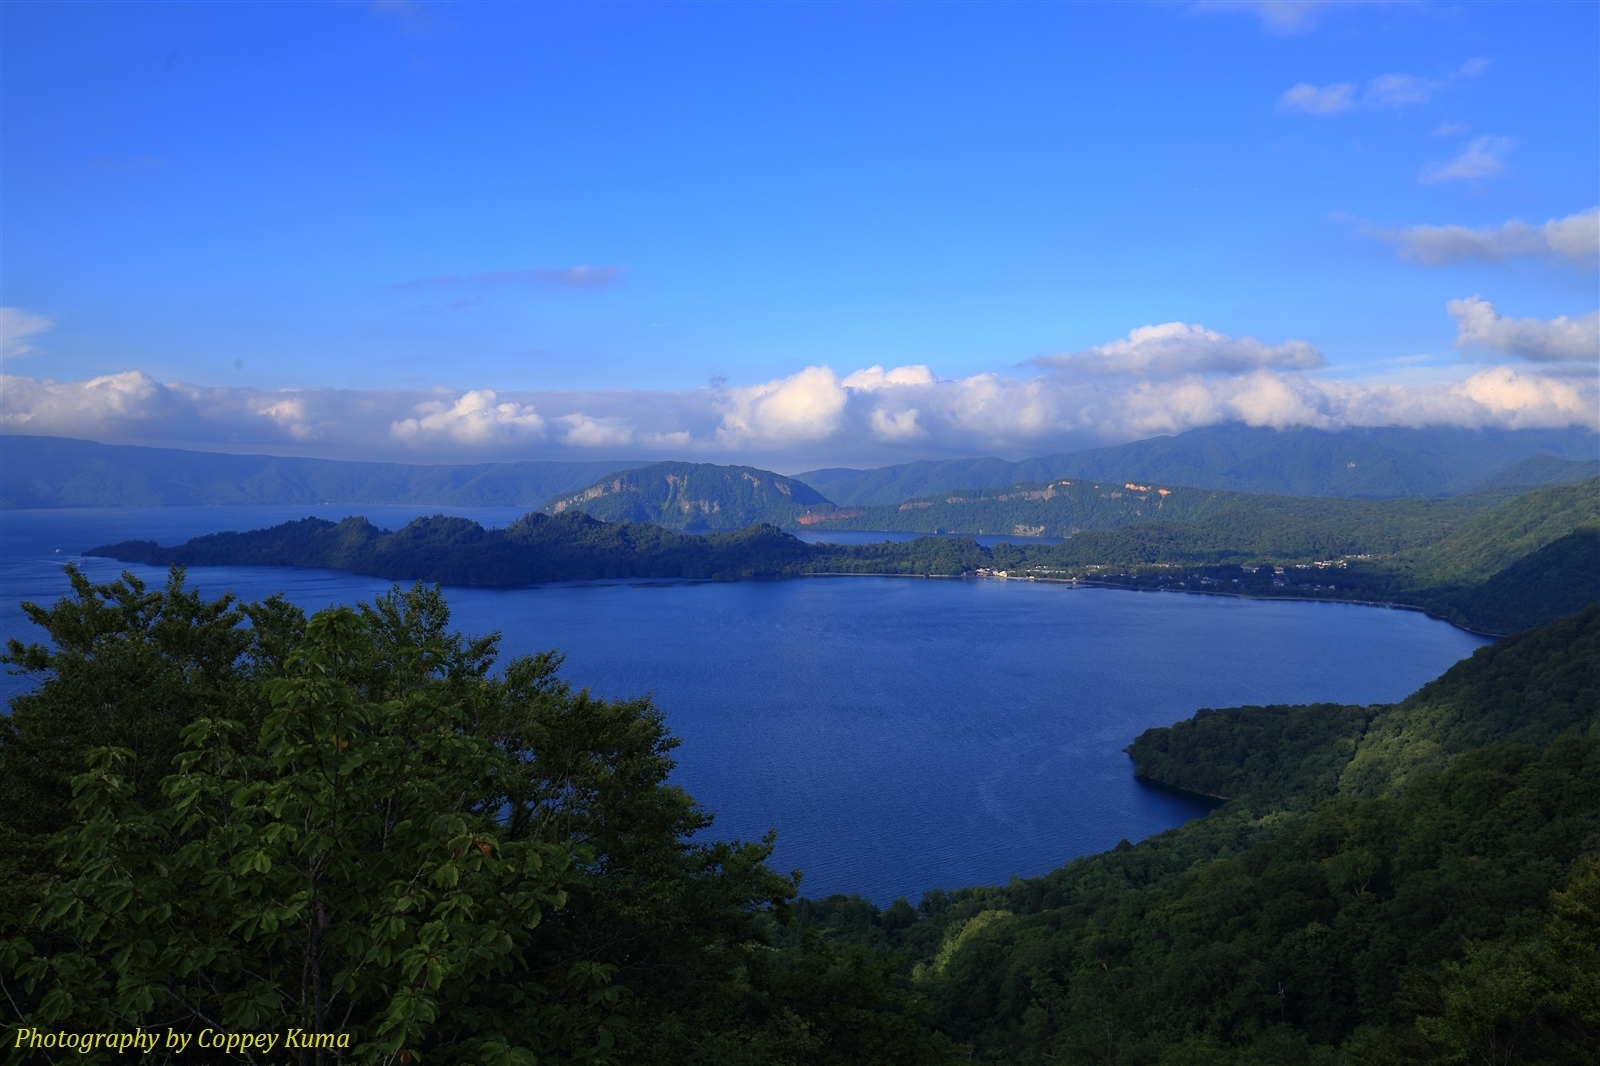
[66,553,1506,640]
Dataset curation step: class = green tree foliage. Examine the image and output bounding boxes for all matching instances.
[1,570,958,1065]
[1340,605,1599,799]
[1126,703,1374,808]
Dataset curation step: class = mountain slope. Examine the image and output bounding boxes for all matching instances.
[806,477,1528,544]
[544,461,834,529]
[796,424,1599,504]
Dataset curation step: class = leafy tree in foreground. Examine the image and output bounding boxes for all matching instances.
[2,569,958,1066]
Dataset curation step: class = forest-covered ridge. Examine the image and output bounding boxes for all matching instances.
[85,478,1599,635]
[788,474,1543,541]
[789,606,1599,1064]
[794,423,1600,505]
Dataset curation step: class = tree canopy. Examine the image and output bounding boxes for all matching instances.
[1,567,958,1066]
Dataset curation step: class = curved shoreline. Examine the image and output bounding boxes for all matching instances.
[805,569,1500,637]
[75,547,1501,640]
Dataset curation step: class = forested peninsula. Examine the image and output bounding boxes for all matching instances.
[790,605,1600,1064]
[86,477,1599,635]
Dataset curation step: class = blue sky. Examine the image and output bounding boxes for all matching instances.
[2,1,1596,468]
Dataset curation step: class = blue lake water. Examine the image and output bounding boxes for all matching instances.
[0,506,1491,904]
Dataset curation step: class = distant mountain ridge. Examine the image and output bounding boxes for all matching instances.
[795,424,1600,504]
[0,436,638,509]
[6,425,1596,512]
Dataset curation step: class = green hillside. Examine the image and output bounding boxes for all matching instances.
[84,479,1600,635]
[805,477,1518,544]
[797,424,1599,504]
[1480,453,1600,489]
[1025,480,1599,635]
[794,607,1600,1063]
[1395,477,1600,587]
[0,434,637,508]
[543,460,834,529]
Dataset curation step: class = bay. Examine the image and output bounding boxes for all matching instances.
[0,506,1490,904]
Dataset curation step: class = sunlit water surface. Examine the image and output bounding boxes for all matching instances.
[0,506,1489,903]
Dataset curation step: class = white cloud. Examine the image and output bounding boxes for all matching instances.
[1420,136,1515,184]
[1034,322,1326,378]
[841,365,937,391]
[716,365,849,446]
[1194,1,1335,34]
[1363,73,1439,108]
[390,389,546,443]
[1447,296,1600,364]
[1378,209,1600,267]
[1277,59,1489,115]
[1,308,53,359]
[1276,82,1356,114]
[559,413,634,447]
[869,407,926,441]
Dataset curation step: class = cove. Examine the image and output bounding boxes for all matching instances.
[0,506,1490,903]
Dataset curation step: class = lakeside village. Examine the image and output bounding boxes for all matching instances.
[976,554,1367,593]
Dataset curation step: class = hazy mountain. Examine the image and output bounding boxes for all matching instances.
[0,436,638,509]
[8,426,1596,514]
[1472,452,1600,489]
[805,477,1547,541]
[544,461,832,530]
[795,424,1600,504]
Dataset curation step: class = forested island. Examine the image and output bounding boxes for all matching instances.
[2,570,1594,1063]
[86,476,1599,635]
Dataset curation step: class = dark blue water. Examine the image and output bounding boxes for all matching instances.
[0,506,1490,903]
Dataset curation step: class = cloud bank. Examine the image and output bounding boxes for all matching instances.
[1375,209,1599,267]
[1448,297,1600,364]
[1032,322,1326,377]
[4,318,1594,467]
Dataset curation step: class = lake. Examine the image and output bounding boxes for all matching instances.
[0,505,1490,904]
